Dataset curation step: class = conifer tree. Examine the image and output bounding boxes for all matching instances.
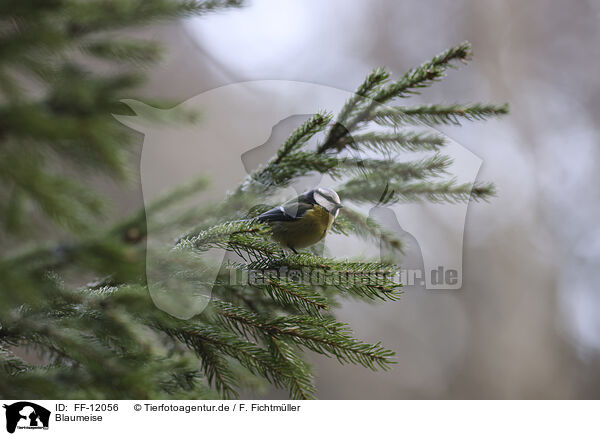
[0,1,507,399]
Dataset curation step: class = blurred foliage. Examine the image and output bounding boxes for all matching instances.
[0,0,507,400]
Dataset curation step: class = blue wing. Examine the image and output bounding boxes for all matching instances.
[257,202,312,222]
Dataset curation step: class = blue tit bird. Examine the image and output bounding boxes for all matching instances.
[256,188,343,254]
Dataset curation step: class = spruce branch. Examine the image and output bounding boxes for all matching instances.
[343,131,446,153]
[336,67,391,126]
[266,337,315,400]
[374,103,510,126]
[339,154,452,181]
[373,41,472,103]
[0,345,32,375]
[162,322,314,399]
[271,254,403,301]
[339,177,496,205]
[211,301,395,370]
[331,207,404,253]
[259,277,330,315]
[1,20,507,401]
[173,328,239,399]
[318,42,473,154]
[83,39,164,64]
[274,111,333,163]
[175,219,268,250]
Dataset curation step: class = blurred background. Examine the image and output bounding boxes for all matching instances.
[109,0,600,398]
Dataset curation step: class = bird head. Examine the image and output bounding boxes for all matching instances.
[312,188,343,217]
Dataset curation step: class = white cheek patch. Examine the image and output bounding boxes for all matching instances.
[314,192,337,214]
[328,190,341,205]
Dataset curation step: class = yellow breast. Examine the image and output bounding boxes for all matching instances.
[270,205,334,249]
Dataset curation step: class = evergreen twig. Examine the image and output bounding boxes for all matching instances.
[0,17,507,402]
